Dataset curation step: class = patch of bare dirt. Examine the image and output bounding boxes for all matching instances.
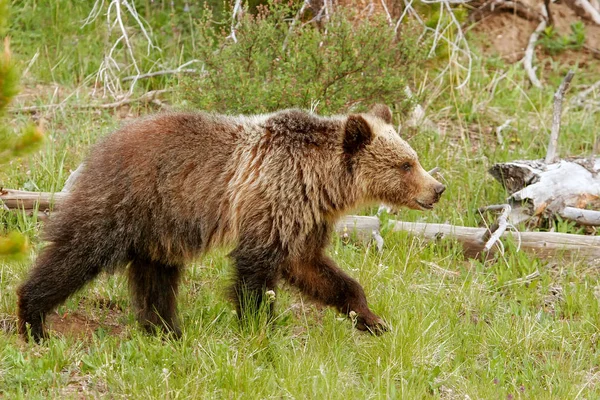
[46,301,125,341]
[470,2,600,63]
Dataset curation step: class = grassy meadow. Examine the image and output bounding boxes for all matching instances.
[1,0,600,398]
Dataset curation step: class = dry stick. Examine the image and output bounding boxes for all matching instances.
[522,6,547,89]
[495,119,512,146]
[122,60,204,82]
[483,204,511,252]
[559,207,600,226]
[227,0,243,43]
[469,0,544,23]
[575,0,600,24]
[380,0,394,26]
[545,70,575,164]
[500,270,540,287]
[282,0,310,51]
[571,79,600,106]
[11,90,169,114]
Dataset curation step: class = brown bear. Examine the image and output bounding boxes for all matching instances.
[17,104,445,342]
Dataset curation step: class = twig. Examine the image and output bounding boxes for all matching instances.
[545,70,575,164]
[522,5,548,89]
[571,79,600,106]
[482,204,512,253]
[499,270,540,287]
[122,60,204,81]
[380,0,394,26]
[574,0,600,24]
[469,0,544,22]
[227,0,243,43]
[421,261,460,277]
[495,119,512,146]
[282,0,310,51]
[372,230,385,253]
[11,90,169,114]
[84,0,160,98]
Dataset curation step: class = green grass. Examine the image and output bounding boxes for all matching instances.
[2,1,600,398]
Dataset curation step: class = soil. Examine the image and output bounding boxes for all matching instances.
[45,300,126,341]
[470,1,600,63]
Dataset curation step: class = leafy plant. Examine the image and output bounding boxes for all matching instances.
[0,0,43,257]
[538,22,586,55]
[181,1,426,115]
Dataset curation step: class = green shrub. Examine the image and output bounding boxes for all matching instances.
[538,22,586,55]
[181,1,426,116]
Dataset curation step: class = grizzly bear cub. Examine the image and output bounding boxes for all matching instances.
[17,104,445,342]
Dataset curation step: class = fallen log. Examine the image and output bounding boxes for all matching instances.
[0,189,67,213]
[337,215,600,260]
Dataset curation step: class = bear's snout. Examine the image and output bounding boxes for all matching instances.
[434,183,446,196]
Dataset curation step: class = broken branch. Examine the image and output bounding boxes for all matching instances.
[522,6,547,89]
[545,70,575,164]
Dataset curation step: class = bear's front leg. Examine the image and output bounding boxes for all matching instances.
[283,254,388,335]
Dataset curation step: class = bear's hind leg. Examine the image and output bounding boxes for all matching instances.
[17,243,104,342]
[127,258,182,338]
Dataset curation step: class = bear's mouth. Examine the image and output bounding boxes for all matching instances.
[415,200,434,210]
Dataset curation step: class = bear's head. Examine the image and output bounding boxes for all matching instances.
[344,104,445,211]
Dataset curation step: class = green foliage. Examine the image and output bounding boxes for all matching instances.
[538,22,586,55]
[0,3,42,256]
[182,2,425,115]
[0,231,28,257]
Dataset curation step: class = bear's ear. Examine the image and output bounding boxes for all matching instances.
[368,104,392,124]
[344,115,373,155]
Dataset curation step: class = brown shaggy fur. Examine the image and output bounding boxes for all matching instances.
[17,104,445,342]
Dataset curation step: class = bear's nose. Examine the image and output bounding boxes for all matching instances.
[435,184,446,196]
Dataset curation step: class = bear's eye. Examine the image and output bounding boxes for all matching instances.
[401,162,412,172]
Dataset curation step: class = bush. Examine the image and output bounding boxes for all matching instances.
[181,1,426,116]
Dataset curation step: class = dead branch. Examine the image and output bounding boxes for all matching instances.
[522,5,548,89]
[564,0,600,24]
[559,207,600,226]
[0,189,67,212]
[495,119,512,146]
[227,0,243,43]
[380,0,394,26]
[85,0,160,97]
[283,0,310,51]
[469,0,544,22]
[483,204,511,252]
[122,60,204,82]
[571,79,600,107]
[11,90,169,114]
[545,70,575,164]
